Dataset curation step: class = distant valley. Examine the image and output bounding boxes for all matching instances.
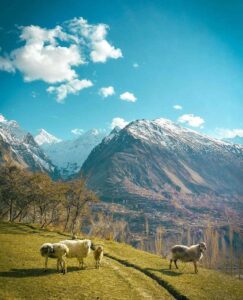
[1,117,243,250]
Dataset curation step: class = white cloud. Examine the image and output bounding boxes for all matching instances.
[215,128,243,139]
[178,114,204,127]
[90,39,122,63]
[120,92,137,102]
[0,56,15,73]
[68,17,122,63]
[133,63,139,68]
[111,117,128,129]
[0,18,122,101]
[173,104,182,110]
[71,128,84,135]
[47,78,93,102]
[99,86,115,98]
[9,25,83,83]
[0,114,7,123]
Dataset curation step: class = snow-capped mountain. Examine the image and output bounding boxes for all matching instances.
[81,118,243,239]
[41,129,107,178]
[82,118,243,197]
[35,129,62,145]
[0,118,58,178]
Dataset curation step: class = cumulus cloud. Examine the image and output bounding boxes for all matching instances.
[7,25,83,83]
[71,128,84,135]
[120,92,137,102]
[47,78,93,102]
[0,56,15,73]
[0,18,122,101]
[178,114,204,127]
[99,86,115,98]
[173,104,182,110]
[68,17,122,63]
[215,128,243,139]
[111,117,129,129]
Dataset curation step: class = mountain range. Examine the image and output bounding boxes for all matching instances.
[1,115,243,240]
[81,118,243,239]
[35,128,106,178]
[82,118,243,196]
[0,119,58,178]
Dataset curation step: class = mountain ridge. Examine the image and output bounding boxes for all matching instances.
[82,118,243,196]
[40,128,107,178]
[0,119,59,178]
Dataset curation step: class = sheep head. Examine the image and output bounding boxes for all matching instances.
[199,242,207,252]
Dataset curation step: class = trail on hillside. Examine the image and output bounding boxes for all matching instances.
[105,254,188,300]
[105,257,172,299]
[0,223,173,300]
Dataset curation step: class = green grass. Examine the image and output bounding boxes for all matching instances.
[0,222,172,300]
[0,222,242,300]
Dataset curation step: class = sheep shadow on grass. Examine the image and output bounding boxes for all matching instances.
[145,267,184,276]
[0,266,82,278]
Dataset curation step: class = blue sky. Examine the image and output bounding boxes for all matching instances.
[0,0,243,140]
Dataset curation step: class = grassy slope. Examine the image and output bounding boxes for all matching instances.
[103,241,243,300]
[0,223,172,300]
[0,223,242,300]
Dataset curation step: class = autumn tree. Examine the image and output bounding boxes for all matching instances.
[63,179,98,233]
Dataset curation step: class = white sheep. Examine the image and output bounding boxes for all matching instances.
[93,245,104,269]
[40,242,69,274]
[60,239,91,269]
[169,242,207,273]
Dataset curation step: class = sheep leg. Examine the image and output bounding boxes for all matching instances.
[169,259,172,269]
[193,261,198,274]
[62,259,67,274]
[57,259,63,273]
[57,259,60,272]
[78,258,84,269]
[81,259,85,269]
[174,259,179,269]
[44,257,48,272]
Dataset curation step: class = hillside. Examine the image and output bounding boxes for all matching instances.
[82,118,243,196]
[81,118,243,243]
[0,119,58,179]
[0,222,242,300]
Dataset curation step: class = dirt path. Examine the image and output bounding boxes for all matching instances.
[105,253,189,300]
[104,257,173,299]
[0,223,174,300]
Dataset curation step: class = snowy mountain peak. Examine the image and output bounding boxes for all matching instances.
[0,121,58,177]
[103,126,121,143]
[35,129,62,145]
[40,128,107,178]
[124,118,238,152]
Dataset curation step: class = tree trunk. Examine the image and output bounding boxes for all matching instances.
[9,198,13,222]
[63,207,71,232]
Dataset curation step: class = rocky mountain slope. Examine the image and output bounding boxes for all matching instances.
[0,118,58,178]
[39,129,106,178]
[81,119,243,238]
[82,118,243,197]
